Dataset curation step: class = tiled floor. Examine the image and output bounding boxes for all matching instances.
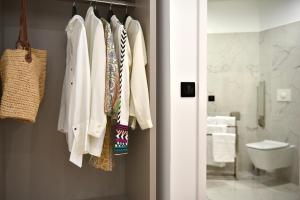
[207,176,300,200]
[81,195,128,200]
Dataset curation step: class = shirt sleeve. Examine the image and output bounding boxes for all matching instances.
[88,22,107,138]
[57,77,67,133]
[58,35,72,134]
[129,26,153,130]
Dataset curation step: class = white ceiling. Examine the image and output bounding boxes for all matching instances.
[208,0,256,1]
[208,0,300,33]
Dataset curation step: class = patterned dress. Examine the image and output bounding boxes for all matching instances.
[102,18,119,117]
[89,19,118,171]
[110,15,132,155]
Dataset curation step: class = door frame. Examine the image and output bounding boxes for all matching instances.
[197,0,208,199]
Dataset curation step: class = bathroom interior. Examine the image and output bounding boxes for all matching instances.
[206,0,300,199]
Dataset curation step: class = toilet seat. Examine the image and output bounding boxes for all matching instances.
[246,140,289,150]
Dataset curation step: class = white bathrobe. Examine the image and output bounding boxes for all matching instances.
[125,16,153,130]
[58,15,91,167]
[85,7,107,157]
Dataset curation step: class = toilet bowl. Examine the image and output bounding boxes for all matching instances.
[246,140,295,172]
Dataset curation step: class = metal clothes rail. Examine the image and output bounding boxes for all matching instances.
[66,0,136,7]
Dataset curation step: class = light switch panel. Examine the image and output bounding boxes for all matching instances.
[208,95,215,102]
[277,89,291,102]
[181,82,195,97]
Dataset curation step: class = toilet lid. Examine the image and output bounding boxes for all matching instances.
[246,140,289,150]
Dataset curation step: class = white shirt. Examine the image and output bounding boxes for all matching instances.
[125,16,153,130]
[111,15,132,126]
[85,7,107,157]
[58,15,91,167]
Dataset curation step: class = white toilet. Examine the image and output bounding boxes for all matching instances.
[246,140,295,172]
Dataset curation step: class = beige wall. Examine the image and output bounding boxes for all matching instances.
[0,127,5,200]
[157,0,171,199]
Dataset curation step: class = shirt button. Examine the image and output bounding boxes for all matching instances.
[71,82,73,85]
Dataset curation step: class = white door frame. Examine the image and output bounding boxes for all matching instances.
[197,0,207,199]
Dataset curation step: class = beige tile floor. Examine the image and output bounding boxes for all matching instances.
[207,176,300,200]
[80,195,128,200]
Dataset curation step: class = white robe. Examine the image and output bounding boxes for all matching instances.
[58,15,91,167]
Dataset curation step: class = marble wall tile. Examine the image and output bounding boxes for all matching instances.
[259,21,300,184]
[208,33,260,174]
[208,21,300,183]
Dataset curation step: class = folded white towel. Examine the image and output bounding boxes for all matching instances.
[215,116,236,126]
[207,136,226,167]
[212,133,236,163]
[207,116,217,125]
[207,124,227,133]
[227,126,236,134]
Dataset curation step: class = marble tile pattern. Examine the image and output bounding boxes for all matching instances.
[208,21,300,184]
[259,21,300,184]
[208,33,261,174]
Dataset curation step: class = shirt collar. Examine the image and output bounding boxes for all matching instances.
[86,6,95,17]
[125,16,133,29]
[66,15,84,32]
[110,15,119,25]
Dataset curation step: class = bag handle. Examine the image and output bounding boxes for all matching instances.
[16,0,32,63]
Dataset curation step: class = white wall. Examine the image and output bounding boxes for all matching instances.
[197,0,208,198]
[157,0,200,199]
[170,0,199,199]
[260,0,300,31]
[208,0,260,33]
[208,0,300,33]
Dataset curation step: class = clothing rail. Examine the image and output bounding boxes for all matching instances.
[68,0,136,7]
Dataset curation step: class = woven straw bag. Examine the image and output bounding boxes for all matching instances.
[0,0,47,123]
